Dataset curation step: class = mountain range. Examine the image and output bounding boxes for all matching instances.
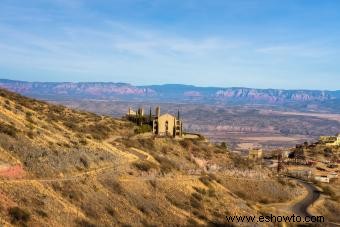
[1,79,339,106]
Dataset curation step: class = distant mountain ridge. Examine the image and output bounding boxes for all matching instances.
[1,79,339,107]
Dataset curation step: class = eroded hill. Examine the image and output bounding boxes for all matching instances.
[0,88,302,226]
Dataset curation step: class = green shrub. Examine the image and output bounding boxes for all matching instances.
[64,121,78,130]
[193,187,207,195]
[80,157,89,168]
[191,192,203,201]
[322,186,335,198]
[76,219,97,227]
[199,176,211,186]
[35,209,48,218]
[105,206,116,217]
[154,155,178,173]
[208,187,216,197]
[259,198,270,204]
[15,104,23,111]
[190,196,202,209]
[0,122,18,138]
[134,124,152,134]
[8,207,30,224]
[79,138,88,145]
[27,130,34,139]
[235,191,246,199]
[133,160,157,172]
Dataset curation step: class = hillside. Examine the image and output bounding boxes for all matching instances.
[1,79,340,113]
[0,88,303,226]
[62,100,340,150]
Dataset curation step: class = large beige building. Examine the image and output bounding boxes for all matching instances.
[126,106,183,138]
[152,107,183,137]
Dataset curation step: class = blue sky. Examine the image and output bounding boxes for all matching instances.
[0,0,339,90]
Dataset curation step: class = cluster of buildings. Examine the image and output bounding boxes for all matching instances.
[126,106,183,138]
[319,134,340,146]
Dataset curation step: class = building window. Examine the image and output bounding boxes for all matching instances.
[165,121,169,134]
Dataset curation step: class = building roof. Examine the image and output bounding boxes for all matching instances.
[158,113,176,119]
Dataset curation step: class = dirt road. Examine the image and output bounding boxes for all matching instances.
[292,180,320,217]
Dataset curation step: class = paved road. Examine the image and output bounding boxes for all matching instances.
[292,179,321,217]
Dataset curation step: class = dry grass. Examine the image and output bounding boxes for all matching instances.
[0,88,303,226]
[220,177,302,204]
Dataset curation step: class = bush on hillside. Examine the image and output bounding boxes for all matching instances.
[0,122,18,138]
[133,160,157,172]
[134,124,152,134]
[154,155,179,173]
[8,207,30,224]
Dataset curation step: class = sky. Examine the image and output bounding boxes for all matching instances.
[0,0,339,90]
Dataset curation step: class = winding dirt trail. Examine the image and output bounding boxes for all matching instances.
[291,179,320,217]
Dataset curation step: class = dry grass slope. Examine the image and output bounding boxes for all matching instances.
[0,88,302,226]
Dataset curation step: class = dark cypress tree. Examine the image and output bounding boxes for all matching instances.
[149,107,152,123]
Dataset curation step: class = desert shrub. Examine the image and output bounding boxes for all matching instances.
[137,139,155,151]
[322,186,335,198]
[27,130,34,139]
[52,182,84,202]
[15,104,23,111]
[208,187,216,197]
[0,122,18,138]
[133,160,157,172]
[278,178,287,185]
[191,192,203,201]
[35,209,48,218]
[235,191,246,199]
[199,176,212,186]
[220,142,228,149]
[165,195,188,210]
[64,121,78,130]
[80,156,90,168]
[192,209,207,220]
[105,206,116,218]
[230,154,254,169]
[4,104,11,111]
[25,111,35,123]
[86,123,111,140]
[120,138,138,148]
[207,173,219,182]
[259,198,270,204]
[154,155,178,173]
[81,203,100,219]
[187,218,199,226]
[134,124,152,134]
[127,192,159,216]
[8,207,30,224]
[149,180,157,188]
[102,178,124,195]
[179,139,193,149]
[190,196,202,209]
[76,218,97,227]
[193,187,207,195]
[79,138,88,145]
